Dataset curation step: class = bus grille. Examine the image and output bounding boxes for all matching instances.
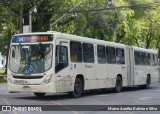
[13,76,43,79]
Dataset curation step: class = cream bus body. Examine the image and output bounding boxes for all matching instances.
[7,31,159,97]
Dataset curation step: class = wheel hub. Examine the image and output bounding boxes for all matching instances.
[75,83,81,93]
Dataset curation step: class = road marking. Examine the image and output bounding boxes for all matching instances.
[0,97,10,105]
[0,96,18,114]
[139,97,152,100]
[50,100,79,114]
[0,84,7,91]
[117,93,122,94]
[134,100,142,104]
[95,95,108,97]
[88,99,136,114]
[88,98,108,105]
[126,111,136,114]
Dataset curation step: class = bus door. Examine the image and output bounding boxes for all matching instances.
[126,46,134,86]
[55,39,72,93]
[95,45,107,89]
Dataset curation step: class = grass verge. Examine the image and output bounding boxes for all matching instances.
[0,78,7,83]
[0,69,7,83]
[0,69,5,74]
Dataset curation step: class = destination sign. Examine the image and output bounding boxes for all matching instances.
[12,34,53,43]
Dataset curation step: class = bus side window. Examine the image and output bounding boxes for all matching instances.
[1,59,3,64]
[83,43,94,63]
[55,45,68,73]
[97,45,106,64]
[134,51,138,65]
[154,54,158,66]
[147,53,151,66]
[143,53,149,66]
[150,53,154,66]
[106,46,116,64]
[70,41,82,62]
[116,48,125,64]
[138,52,143,65]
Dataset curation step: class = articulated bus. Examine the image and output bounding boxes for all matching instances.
[7,31,159,98]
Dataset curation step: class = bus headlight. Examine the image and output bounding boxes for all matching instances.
[41,76,52,85]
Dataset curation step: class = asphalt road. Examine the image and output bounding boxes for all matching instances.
[0,82,160,114]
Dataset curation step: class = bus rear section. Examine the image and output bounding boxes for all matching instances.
[133,47,159,88]
[126,46,159,88]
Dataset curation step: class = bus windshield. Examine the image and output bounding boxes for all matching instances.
[9,44,52,74]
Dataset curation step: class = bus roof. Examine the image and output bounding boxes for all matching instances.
[13,31,157,53]
[132,46,157,54]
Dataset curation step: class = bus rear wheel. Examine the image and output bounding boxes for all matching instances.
[114,76,122,93]
[34,93,46,97]
[69,78,82,98]
[145,76,151,89]
[139,76,150,89]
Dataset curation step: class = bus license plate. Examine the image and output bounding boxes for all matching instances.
[14,80,28,85]
[22,86,31,91]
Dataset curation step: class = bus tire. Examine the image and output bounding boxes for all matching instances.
[34,93,46,97]
[145,76,151,89]
[114,76,122,93]
[139,76,150,89]
[69,78,82,98]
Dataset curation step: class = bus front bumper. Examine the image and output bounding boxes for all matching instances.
[8,81,56,93]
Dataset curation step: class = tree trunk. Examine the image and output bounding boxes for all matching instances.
[5,29,12,74]
[19,0,23,33]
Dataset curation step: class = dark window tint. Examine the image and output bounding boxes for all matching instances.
[83,43,94,63]
[70,41,82,62]
[138,52,144,65]
[154,54,158,66]
[134,51,138,65]
[97,45,106,64]
[144,53,150,66]
[116,48,125,64]
[134,51,144,65]
[106,46,116,64]
[135,51,154,66]
[55,46,68,73]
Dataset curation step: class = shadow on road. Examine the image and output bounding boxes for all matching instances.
[13,86,157,101]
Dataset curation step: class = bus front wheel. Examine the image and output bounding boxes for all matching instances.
[114,76,122,93]
[34,93,46,97]
[69,78,82,98]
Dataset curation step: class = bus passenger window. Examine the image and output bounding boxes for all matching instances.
[134,51,138,65]
[97,45,106,64]
[55,46,68,73]
[154,54,158,66]
[116,48,125,64]
[147,53,151,66]
[83,43,94,63]
[150,54,155,66]
[138,52,143,65]
[70,41,82,62]
[106,46,116,64]
[144,53,150,66]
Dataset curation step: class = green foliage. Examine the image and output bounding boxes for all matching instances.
[0,0,160,51]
